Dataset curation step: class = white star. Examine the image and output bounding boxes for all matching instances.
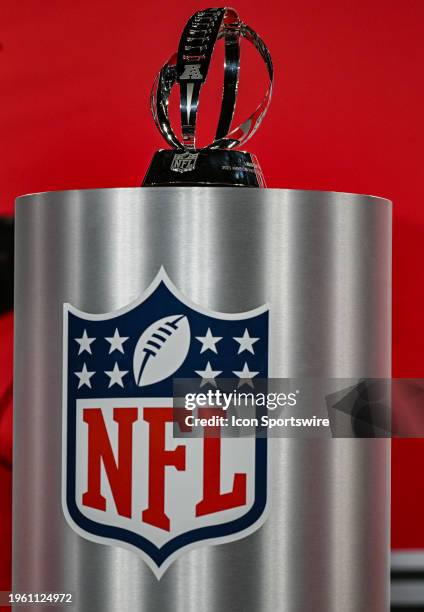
[105,362,128,388]
[75,330,95,355]
[233,329,259,355]
[75,363,95,389]
[233,362,259,388]
[195,328,223,354]
[195,361,223,387]
[105,328,129,354]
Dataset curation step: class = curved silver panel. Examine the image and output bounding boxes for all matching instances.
[14,188,391,611]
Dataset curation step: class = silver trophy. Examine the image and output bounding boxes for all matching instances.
[143,7,273,187]
[13,7,391,612]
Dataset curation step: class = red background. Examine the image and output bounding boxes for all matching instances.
[1,0,423,590]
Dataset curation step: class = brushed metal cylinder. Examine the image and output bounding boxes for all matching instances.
[14,187,391,611]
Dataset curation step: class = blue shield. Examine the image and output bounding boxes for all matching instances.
[62,269,269,577]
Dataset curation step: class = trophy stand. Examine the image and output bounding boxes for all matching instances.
[13,8,391,612]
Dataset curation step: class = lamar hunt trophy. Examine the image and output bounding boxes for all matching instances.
[13,7,391,611]
[143,7,272,187]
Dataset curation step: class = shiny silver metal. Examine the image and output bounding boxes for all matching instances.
[391,552,424,606]
[14,187,391,611]
[152,8,273,151]
[144,8,273,187]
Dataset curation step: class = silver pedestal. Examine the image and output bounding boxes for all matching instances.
[14,187,391,611]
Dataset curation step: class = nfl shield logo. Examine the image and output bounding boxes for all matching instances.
[62,269,269,577]
[170,151,199,173]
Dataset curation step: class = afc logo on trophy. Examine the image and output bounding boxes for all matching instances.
[62,269,269,577]
[179,63,203,80]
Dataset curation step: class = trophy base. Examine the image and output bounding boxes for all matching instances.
[142,149,265,187]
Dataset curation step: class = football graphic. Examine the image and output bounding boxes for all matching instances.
[133,314,191,386]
